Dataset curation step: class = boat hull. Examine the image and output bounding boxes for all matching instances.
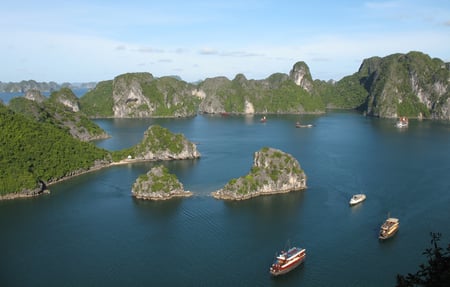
[379,228,399,240]
[349,194,366,206]
[270,255,306,276]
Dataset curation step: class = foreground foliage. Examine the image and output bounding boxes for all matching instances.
[0,104,110,195]
[396,232,450,287]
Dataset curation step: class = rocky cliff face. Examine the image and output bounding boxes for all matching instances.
[131,125,200,161]
[358,52,450,119]
[49,87,80,112]
[9,88,109,142]
[197,66,323,115]
[24,89,46,103]
[212,147,307,200]
[289,61,314,92]
[131,165,192,200]
[110,73,199,118]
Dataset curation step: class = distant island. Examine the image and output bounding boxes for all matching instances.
[3,51,449,120]
[212,147,307,200]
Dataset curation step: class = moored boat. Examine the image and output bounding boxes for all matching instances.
[269,246,306,276]
[379,217,399,240]
[349,194,366,206]
[295,121,313,128]
[396,117,408,128]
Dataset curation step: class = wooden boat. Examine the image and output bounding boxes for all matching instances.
[349,194,366,206]
[295,121,313,128]
[396,117,408,128]
[269,246,306,276]
[379,217,399,240]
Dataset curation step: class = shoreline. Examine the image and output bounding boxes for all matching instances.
[211,187,307,201]
[0,158,167,201]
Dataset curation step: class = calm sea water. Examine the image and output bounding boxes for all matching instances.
[1,112,449,287]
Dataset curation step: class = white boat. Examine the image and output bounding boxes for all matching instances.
[379,217,400,240]
[349,194,366,206]
[396,117,408,128]
[269,246,306,276]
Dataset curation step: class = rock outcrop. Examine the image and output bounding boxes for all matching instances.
[289,61,314,92]
[8,88,109,142]
[24,89,46,103]
[129,125,200,161]
[49,87,80,112]
[358,51,450,119]
[212,147,307,200]
[81,73,200,118]
[132,165,192,200]
[197,69,323,115]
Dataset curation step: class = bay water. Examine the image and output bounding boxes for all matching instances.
[1,112,449,286]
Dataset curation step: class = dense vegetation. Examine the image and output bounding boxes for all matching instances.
[200,73,325,114]
[110,125,192,162]
[0,103,110,195]
[222,147,304,195]
[79,74,200,118]
[396,232,450,287]
[79,80,114,117]
[134,165,182,194]
[9,88,107,140]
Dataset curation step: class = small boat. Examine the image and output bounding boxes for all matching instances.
[260,116,267,123]
[396,117,408,128]
[269,246,306,276]
[295,121,313,128]
[349,194,366,206]
[379,217,400,240]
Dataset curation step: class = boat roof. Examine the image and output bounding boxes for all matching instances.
[386,218,399,223]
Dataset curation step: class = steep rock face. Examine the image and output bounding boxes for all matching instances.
[112,72,155,117]
[8,89,109,142]
[24,89,46,103]
[198,77,231,114]
[212,147,307,200]
[111,73,199,118]
[198,68,324,114]
[358,52,450,119]
[289,61,314,92]
[131,165,192,200]
[49,87,80,112]
[130,125,200,161]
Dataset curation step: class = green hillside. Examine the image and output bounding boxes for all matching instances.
[0,103,110,195]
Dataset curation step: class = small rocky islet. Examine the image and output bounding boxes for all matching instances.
[131,165,192,200]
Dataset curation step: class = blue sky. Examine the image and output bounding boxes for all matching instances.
[1,0,449,83]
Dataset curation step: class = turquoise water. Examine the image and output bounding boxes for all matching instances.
[1,112,449,286]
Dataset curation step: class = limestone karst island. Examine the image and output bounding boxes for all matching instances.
[212,147,307,200]
[132,165,192,200]
[0,51,449,199]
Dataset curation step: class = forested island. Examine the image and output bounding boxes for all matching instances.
[0,101,199,199]
[212,147,307,200]
[1,50,449,199]
[132,165,192,200]
[76,51,449,120]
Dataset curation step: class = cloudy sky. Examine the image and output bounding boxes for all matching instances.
[1,0,449,83]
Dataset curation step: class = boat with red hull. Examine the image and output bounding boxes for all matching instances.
[269,246,306,276]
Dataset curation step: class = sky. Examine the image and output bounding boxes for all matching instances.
[1,0,449,83]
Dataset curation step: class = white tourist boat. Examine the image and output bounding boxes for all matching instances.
[349,194,366,206]
[270,246,306,276]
